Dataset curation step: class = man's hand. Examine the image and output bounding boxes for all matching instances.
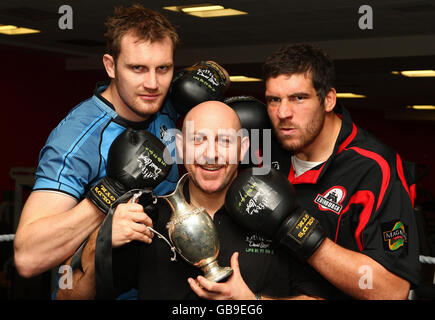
[111,199,154,248]
[55,227,99,300]
[188,252,256,300]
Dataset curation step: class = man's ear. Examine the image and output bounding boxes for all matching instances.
[239,135,250,161]
[175,132,184,163]
[103,54,116,79]
[324,88,337,113]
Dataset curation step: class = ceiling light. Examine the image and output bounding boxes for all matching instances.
[186,8,247,18]
[163,6,181,12]
[406,105,435,110]
[0,25,17,31]
[164,4,247,18]
[0,24,40,35]
[181,5,224,13]
[391,70,435,77]
[336,93,366,98]
[230,76,262,82]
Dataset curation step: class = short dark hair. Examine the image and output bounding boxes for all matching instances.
[104,4,179,61]
[262,43,335,103]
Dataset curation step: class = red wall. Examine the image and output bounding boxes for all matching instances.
[1,45,434,207]
[349,109,435,205]
[0,45,106,202]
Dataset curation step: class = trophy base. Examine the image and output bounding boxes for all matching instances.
[202,261,233,282]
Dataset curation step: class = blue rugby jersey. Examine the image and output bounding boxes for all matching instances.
[34,82,179,199]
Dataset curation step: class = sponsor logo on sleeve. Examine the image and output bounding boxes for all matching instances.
[382,220,408,252]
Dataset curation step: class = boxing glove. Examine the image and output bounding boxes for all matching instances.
[225,96,272,168]
[170,61,229,115]
[225,96,271,132]
[225,167,326,260]
[87,128,172,214]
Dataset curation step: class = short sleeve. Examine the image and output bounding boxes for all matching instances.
[359,163,421,286]
[33,104,113,200]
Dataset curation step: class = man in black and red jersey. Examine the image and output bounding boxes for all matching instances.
[260,43,420,299]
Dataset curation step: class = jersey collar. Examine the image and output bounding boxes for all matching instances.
[93,80,156,130]
[290,102,357,185]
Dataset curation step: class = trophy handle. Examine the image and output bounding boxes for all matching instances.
[130,190,177,262]
[157,172,193,213]
[147,226,177,262]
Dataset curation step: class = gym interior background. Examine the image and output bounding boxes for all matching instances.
[0,0,434,299]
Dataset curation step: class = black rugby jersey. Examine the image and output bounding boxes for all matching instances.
[270,104,420,298]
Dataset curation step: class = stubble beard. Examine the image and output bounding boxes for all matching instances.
[114,76,163,121]
[276,107,326,154]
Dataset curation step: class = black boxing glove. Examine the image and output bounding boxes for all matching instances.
[225,96,272,168]
[225,96,271,132]
[87,128,172,214]
[225,167,326,260]
[170,61,229,115]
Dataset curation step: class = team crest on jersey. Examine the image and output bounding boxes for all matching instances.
[314,186,346,214]
[160,124,174,145]
[160,125,168,140]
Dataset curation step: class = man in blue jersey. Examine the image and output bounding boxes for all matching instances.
[13,4,229,299]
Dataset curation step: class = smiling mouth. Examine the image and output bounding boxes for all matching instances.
[198,165,225,171]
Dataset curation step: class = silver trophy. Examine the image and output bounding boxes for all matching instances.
[156,173,233,282]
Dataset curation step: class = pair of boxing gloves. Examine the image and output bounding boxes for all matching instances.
[87,61,228,213]
[171,62,325,260]
[88,137,324,263]
[88,61,269,213]
[87,61,325,262]
[89,131,325,261]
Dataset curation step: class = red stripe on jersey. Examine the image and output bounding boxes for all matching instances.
[395,153,415,207]
[337,123,358,155]
[348,147,390,211]
[337,190,375,251]
[289,162,327,184]
[410,184,416,207]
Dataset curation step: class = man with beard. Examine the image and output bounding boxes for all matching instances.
[259,43,420,299]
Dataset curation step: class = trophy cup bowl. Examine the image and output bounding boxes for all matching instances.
[160,173,233,282]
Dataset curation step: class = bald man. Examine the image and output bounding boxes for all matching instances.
[57,101,311,300]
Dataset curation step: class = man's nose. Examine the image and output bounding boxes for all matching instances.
[203,140,219,164]
[277,100,293,119]
[143,70,158,90]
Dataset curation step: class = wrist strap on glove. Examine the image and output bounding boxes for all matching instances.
[94,188,155,299]
[277,209,326,260]
[87,177,126,214]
